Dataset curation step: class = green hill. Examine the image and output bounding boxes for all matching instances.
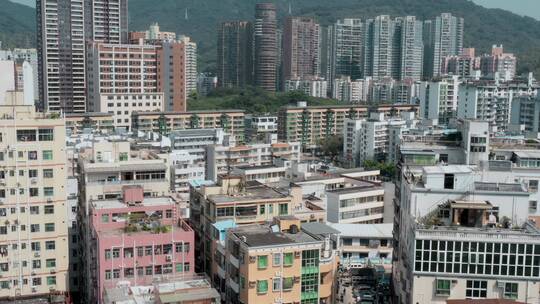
[3,0,540,76]
[127,0,540,75]
[0,0,35,48]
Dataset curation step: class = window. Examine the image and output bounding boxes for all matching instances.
[29,169,37,178]
[113,248,120,258]
[342,238,352,246]
[435,279,451,296]
[102,214,109,223]
[504,282,518,299]
[444,174,455,189]
[466,280,487,298]
[43,169,54,178]
[45,241,55,250]
[282,277,294,290]
[257,255,268,269]
[44,223,55,232]
[30,188,39,197]
[42,150,53,160]
[0,281,8,289]
[32,260,41,269]
[283,252,294,266]
[46,259,56,268]
[30,224,40,232]
[279,203,288,215]
[260,205,265,215]
[44,205,54,214]
[32,277,41,286]
[31,242,41,251]
[38,129,54,141]
[44,187,54,197]
[119,152,128,161]
[257,280,268,294]
[30,206,39,214]
[273,277,281,291]
[17,129,36,141]
[28,151,37,160]
[175,263,184,273]
[105,270,112,280]
[273,253,281,266]
[105,250,111,260]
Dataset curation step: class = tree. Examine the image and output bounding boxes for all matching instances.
[320,136,343,161]
[363,160,396,180]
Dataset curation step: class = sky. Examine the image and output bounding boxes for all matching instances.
[472,0,540,20]
[8,0,540,20]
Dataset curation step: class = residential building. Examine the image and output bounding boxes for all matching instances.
[254,3,278,92]
[77,139,172,301]
[65,113,115,135]
[363,16,395,80]
[215,218,340,304]
[37,0,86,112]
[103,274,220,304]
[131,110,245,142]
[0,48,38,102]
[277,102,418,148]
[169,128,225,163]
[166,150,206,193]
[456,80,536,132]
[394,16,423,81]
[326,180,385,224]
[217,21,254,88]
[129,23,176,42]
[328,19,364,84]
[190,175,298,276]
[0,97,69,299]
[393,162,540,303]
[442,48,477,79]
[205,138,301,181]
[178,35,198,98]
[329,223,393,268]
[332,76,369,103]
[87,186,195,303]
[84,0,128,44]
[419,75,460,124]
[284,78,328,98]
[66,178,81,297]
[511,95,540,138]
[423,13,464,78]
[197,73,218,97]
[245,115,278,142]
[480,45,517,81]
[282,17,320,82]
[343,112,417,167]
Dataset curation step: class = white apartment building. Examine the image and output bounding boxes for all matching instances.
[329,223,393,268]
[343,112,417,167]
[332,76,368,103]
[232,164,288,184]
[419,75,460,124]
[0,97,69,299]
[245,116,278,142]
[393,163,540,303]
[101,93,164,131]
[457,80,538,133]
[167,150,205,193]
[168,128,225,163]
[0,48,38,101]
[284,78,328,98]
[326,181,385,224]
[179,36,198,96]
[206,140,301,181]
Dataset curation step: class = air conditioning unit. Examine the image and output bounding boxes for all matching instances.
[294,251,301,258]
[31,271,36,276]
[497,281,506,288]
[275,271,281,276]
[31,287,37,293]
[50,268,56,274]
[0,179,5,185]
[34,252,40,257]
[165,255,172,262]
[30,178,37,185]
[47,198,53,203]
[0,200,4,205]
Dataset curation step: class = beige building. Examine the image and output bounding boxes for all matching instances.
[189,175,326,281]
[220,217,339,304]
[278,103,418,148]
[65,113,115,135]
[131,110,245,142]
[0,97,69,299]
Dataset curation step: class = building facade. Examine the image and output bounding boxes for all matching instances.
[282,17,320,83]
[254,3,278,92]
[217,21,254,88]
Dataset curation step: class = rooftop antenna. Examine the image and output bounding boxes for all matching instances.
[288,1,292,15]
[185,8,189,20]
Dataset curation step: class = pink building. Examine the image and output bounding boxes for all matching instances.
[88,186,195,303]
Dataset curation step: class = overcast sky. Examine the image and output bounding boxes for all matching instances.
[8,0,540,20]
